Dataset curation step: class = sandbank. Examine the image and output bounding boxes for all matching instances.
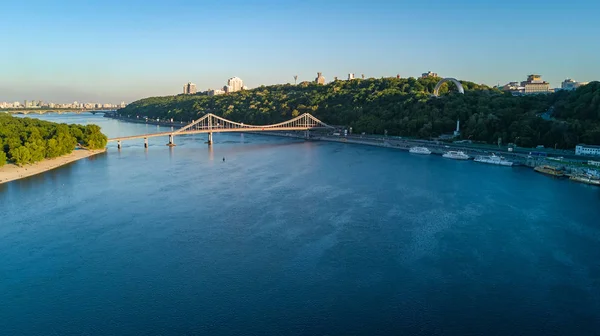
[0,148,106,184]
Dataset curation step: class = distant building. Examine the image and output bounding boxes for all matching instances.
[315,72,325,85]
[183,82,197,94]
[576,144,600,156]
[501,81,525,93]
[421,71,438,79]
[521,74,550,94]
[208,89,225,96]
[560,79,589,91]
[223,77,244,93]
[396,74,401,79]
[348,73,355,80]
[588,160,600,167]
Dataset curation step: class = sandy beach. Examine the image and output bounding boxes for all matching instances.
[0,148,106,184]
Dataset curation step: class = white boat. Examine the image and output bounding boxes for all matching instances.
[474,153,513,166]
[442,151,470,160]
[409,146,431,155]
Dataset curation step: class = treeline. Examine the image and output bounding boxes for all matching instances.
[0,115,107,166]
[117,77,600,149]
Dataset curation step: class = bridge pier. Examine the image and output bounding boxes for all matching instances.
[208,132,213,145]
[117,140,122,149]
[304,130,310,139]
[144,138,148,148]
[167,134,175,147]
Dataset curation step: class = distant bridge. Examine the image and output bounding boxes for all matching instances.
[108,113,334,148]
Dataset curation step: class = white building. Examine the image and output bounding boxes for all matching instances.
[560,79,589,91]
[224,77,244,93]
[588,160,600,167]
[421,71,438,78]
[348,73,355,80]
[208,89,225,96]
[183,82,197,94]
[576,144,600,156]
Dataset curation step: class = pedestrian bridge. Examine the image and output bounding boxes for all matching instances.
[108,113,334,147]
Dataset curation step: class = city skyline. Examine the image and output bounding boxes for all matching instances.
[1,0,599,102]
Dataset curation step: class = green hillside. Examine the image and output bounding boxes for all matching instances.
[117,77,600,149]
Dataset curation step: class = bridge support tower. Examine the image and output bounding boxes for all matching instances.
[167,134,175,147]
[144,138,148,148]
[304,130,310,139]
[117,140,122,149]
[208,132,213,145]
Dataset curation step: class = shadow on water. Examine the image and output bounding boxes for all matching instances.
[4,161,77,193]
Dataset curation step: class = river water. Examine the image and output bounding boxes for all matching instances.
[1,113,600,335]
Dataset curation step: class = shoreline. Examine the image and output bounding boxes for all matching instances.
[0,148,106,185]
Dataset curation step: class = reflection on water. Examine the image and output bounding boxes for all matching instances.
[2,113,600,335]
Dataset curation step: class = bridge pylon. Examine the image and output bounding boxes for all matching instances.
[167,134,176,147]
[208,132,213,145]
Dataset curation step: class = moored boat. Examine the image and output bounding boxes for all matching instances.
[474,153,513,166]
[409,146,431,155]
[569,173,600,186]
[534,165,565,177]
[442,151,470,160]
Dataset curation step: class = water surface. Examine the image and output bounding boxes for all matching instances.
[1,113,599,335]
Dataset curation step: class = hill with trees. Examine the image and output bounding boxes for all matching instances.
[0,115,107,167]
[117,77,600,149]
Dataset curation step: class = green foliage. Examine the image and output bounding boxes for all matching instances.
[117,77,600,149]
[9,146,32,166]
[0,115,107,166]
[0,150,6,167]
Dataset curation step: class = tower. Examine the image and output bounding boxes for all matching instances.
[315,72,325,85]
[454,120,461,137]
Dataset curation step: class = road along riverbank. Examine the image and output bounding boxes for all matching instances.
[0,148,107,185]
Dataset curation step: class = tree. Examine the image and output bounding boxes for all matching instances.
[0,150,6,167]
[0,114,108,163]
[113,79,600,149]
[10,146,32,166]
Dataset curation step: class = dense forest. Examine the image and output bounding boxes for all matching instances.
[117,77,600,149]
[0,115,107,166]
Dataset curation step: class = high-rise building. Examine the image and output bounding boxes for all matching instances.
[223,77,244,93]
[348,73,355,80]
[183,82,197,94]
[421,71,438,78]
[521,74,550,94]
[315,72,325,85]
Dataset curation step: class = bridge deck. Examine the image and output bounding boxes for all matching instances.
[107,127,330,142]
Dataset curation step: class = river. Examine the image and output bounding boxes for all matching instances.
[1,113,599,335]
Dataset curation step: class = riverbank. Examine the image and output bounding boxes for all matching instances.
[0,148,106,184]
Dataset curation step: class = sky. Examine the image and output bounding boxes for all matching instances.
[1,0,599,103]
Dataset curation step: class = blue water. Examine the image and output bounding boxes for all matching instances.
[1,113,600,335]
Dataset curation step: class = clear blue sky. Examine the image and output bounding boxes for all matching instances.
[1,0,598,103]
